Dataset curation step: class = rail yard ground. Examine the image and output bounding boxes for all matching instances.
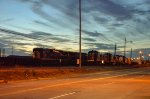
[0,65,149,84]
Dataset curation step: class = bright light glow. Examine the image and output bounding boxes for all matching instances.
[139,51,142,54]
[102,60,104,64]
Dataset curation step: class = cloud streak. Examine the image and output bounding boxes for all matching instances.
[34,20,52,27]
[82,30,110,41]
[0,27,70,43]
[84,0,134,20]
[83,37,96,42]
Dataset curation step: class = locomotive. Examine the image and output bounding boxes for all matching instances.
[33,48,126,65]
[33,48,87,65]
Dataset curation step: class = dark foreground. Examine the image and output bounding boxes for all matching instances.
[0,65,139,82]
[0,66,150,99]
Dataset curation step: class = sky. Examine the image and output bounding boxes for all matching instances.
[0,0,150,59]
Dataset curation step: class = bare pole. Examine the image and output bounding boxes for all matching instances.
[113,43,116,61]
[124,37,126,63]
[12,40,14,55]
[130,48,132,59]
[79,0,82,68]
[114,43,116,57]
[0,48,1,57]
[12,45,13,55]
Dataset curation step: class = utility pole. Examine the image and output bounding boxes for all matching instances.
[0,48,1,57]
[124,37,126,63]
[114,43,116,61]
[12,45,13,55]
[79,0,82,68]
[11,40,14,55]
[130,48,132,59]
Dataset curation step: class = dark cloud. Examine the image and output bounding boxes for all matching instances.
[0,27,32,38]
[81,42,116,53]
[112,23,124,27]
[19,0,32,2]
[82,30,109,41]
[42,0,78,19]
[134,10,150,15]
[144,0,150,4]
[0,27,70,44]
[94,16,109,24]
[34,43,54,48]
[82,37,96,42]
[13,42,32,46]
[50,37,70,43]
[82,30,104,37]
[34,20,52,27]
[31,31,71,43]
[0,18,14,23]
[94,43,114,50]
[129,17,150,36]
[30,31,53,37]
[31,1,54,22]
[20,0,77,29]
[84,0,133,20]
[0,27,53,39]
[85,43,114,50]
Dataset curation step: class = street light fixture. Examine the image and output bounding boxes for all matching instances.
[148,54,150,60]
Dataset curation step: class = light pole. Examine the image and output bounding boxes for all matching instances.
[123,37,126,63]
[79,0,82,68]
[113,43,117,62]
[123,37,132,63]
[130,48,132,59]
[139,51,142,64]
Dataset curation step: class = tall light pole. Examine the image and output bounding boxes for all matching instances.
[139,51,142,64]
[0,48,1,57]
[12,40,14,55]
[124,37,126,63]
[124,37,132,63]
[130,48,132,59]
[114,43,117,62]
[79,0,82,68]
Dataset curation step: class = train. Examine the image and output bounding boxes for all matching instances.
[0,48,130,67]
[33,48,87,66]
[33,48,127,66]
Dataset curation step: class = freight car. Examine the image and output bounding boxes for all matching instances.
[87,50,113,65]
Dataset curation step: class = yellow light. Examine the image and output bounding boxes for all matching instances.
[139,51,142,54]
[102,60,104,64]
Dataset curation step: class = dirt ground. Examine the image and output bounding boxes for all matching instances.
[0,65,144,83]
